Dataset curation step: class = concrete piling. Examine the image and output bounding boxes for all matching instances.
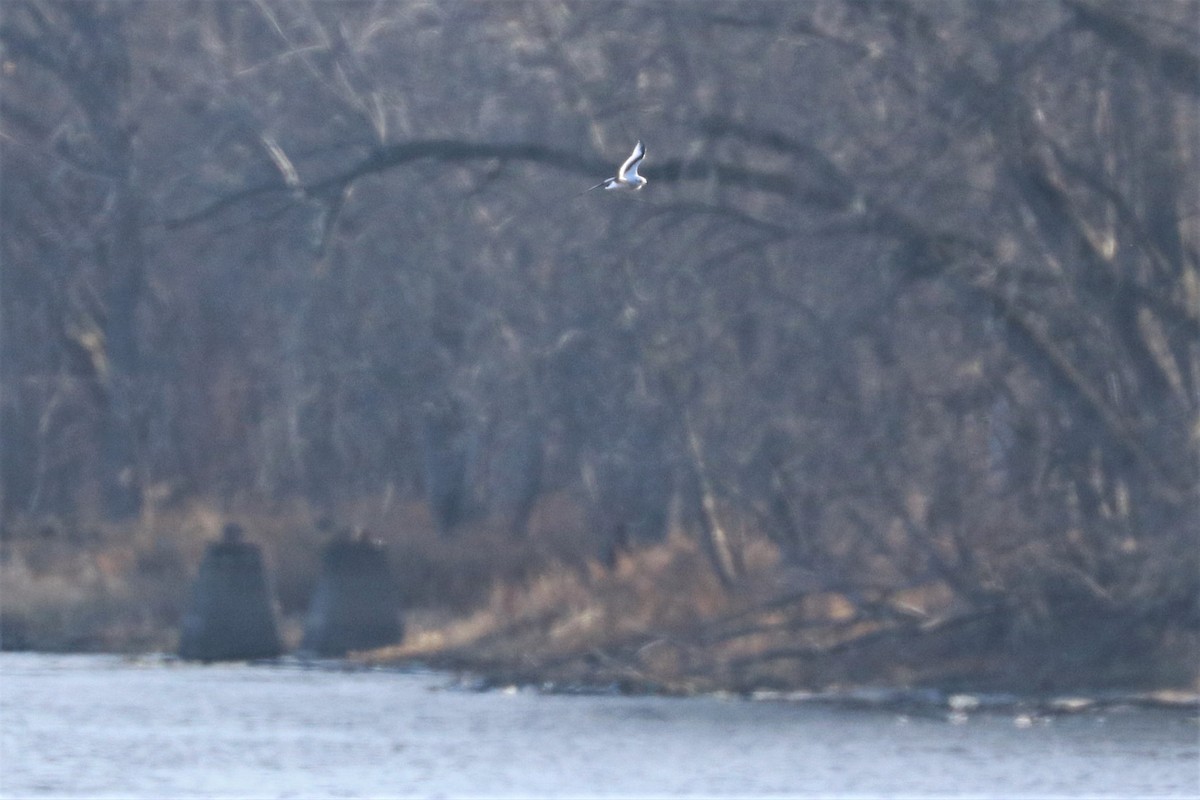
[178,524,283,662]
[301,535,403,657]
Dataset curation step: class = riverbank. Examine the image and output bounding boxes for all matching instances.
[3,507,1197,700]
[360,532,1200,701]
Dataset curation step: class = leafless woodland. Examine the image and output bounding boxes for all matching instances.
[1,1,1197,667]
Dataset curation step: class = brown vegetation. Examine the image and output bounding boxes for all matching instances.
[2,1,1198,693]
[370,523,1198,696]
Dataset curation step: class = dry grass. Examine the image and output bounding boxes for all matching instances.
[361,527,963,693]
[362,519,1199,695]
[4,497,1196,696]
[374,528,737,662]
[0,495,985,689]
[0,504,225,651]
[0,490,663,653]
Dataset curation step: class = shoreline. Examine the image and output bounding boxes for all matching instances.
[3,647,1196,717]
[5,516,1197,703]
[355,605,1200,712]
[362,651,1200,717]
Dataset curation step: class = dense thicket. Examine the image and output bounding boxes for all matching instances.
[3,1,1197,638]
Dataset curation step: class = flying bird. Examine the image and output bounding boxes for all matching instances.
[586,140,647,192]
[489,140,648,232]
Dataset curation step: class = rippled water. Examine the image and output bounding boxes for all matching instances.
[1,653,1196,798]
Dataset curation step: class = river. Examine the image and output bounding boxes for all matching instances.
[0,653,1195,798]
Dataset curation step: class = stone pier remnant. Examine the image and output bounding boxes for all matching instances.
[178,524,283,662]
[301,534,404,657]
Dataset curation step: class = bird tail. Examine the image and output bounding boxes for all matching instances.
[574,180,610,199]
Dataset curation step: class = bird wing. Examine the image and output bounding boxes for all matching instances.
[616,140,645,182]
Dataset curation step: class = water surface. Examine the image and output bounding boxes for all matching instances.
[1,653,1195,798]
